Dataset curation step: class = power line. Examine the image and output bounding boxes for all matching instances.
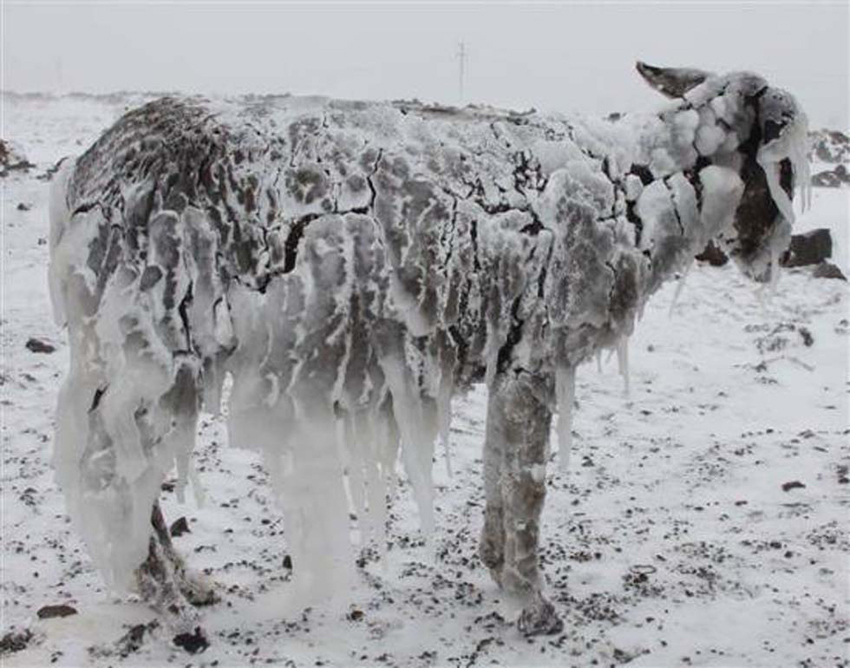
[456,40,466,105]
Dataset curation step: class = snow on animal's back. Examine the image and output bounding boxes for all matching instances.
[66,94,616,251]
[61,94,634,357]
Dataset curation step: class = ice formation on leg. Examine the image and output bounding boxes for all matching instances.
[486,372,562,635]
[479,398,506,586]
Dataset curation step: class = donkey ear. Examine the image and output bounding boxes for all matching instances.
[636,61,712,98]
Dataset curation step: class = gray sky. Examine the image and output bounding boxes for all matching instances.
[3,1,848,128]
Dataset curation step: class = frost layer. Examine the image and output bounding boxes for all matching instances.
[49,72,809,595]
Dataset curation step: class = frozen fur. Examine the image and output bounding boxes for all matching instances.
[48,63,809,637]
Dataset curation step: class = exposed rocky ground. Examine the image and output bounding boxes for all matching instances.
[809,129,850,187]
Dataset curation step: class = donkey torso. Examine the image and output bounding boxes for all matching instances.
[64,96,647,384]
[60,89,737,395]
[50,64,808,643]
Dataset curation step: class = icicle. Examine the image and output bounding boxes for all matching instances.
[756,110,811,225]
[668,261,693,318]
[769,247,780,295]
[789,112,812,212]
[187,459,205,507]
[555,364,576,473]
[379,354,436,536]
[753,244,781,306]
[437,371,454,478]
[616,336,631,397]
[339,415,366,537]
[356,411,389,557]
[595,350,603,373]
[275,416,356,604]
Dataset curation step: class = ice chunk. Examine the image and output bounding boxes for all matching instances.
[695,123,726,156]
[635,180,676,249]
[672,109,700,146]
[625,174,643,202]
[698,166,744,236]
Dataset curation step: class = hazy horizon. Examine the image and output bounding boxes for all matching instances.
[3,1,848,129]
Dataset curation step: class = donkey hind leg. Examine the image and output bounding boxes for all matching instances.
[484,370,563,636]
[479,401,506,586]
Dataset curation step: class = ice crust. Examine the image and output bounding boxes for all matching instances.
[48,74,810,596]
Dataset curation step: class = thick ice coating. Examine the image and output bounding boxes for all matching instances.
[48,69,808,604]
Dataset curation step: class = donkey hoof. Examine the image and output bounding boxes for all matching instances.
[181,577,221,607]
[517,596,564,636]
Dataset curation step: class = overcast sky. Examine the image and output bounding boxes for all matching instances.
[3,1,848,128]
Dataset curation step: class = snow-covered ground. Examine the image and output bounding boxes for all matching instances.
[2,95,848,668]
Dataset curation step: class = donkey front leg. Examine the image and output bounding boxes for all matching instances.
[480,370,563,636]
[144,502,219,608]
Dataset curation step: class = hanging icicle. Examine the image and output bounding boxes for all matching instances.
[555,364,577,473]
[668,261,693,318]
[616,336,631,398]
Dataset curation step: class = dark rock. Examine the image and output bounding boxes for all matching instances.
[19,487,38,506]
[17,202,31,211]
[123,624,148,651]
[25,338,56,354]
[780,229,833,267]
[812,261,847,281]
[37,604,78,619]
[695,240,729,266]
[116,620,159,656]
[781,480,806,492]
[173,627,209,654]
[0,629,33,655]
[0,139,36,177]
[170,516,190,537]
[282,554,293,570]
[811,164,850,188]
[809,129,849,164]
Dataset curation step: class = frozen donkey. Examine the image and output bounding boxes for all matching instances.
[49,62,809,643]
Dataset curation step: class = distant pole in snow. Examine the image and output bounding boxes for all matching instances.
[457,41,467,105]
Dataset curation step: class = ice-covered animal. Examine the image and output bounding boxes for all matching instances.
[48,62,809,644]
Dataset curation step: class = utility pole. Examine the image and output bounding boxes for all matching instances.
[456,41,466,105]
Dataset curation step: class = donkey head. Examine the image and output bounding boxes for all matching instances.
[638,62,810,282]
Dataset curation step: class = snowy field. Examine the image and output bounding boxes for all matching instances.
[1,95,848,667]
